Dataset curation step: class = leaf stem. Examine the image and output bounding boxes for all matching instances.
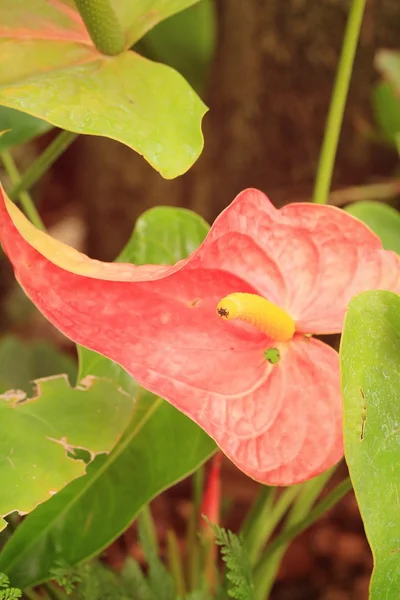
[312,0,367,204]
[74,0,125,55]
[9,131,77,201]
[167,529,187,597]
[1,150,45,230]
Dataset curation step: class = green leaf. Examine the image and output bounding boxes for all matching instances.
[0,389,215,588]
[137,0,216,93]
[0,335,77,394]
[0,374,134,533]
[341,290,400,599]
[115,0,203,48]
[0,206,215,588]
[0,107,52,151]
[0,1,207,179]
[372,81,400,146]
[345,201,400,254]
[118,206,209,264]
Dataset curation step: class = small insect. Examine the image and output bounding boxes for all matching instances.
[216,292,295,341]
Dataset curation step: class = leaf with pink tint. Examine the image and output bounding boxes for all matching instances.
[0,375,133,532]
[0,0,206,178]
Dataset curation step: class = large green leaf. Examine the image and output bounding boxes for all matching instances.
[137,0,216,93]
[0,107,52,152]
[0,335,77,394]
[341,290,400,599]
[0,206,216,587]
[0,374,134,533]
[0,1,206,178]
[345,201,400,254]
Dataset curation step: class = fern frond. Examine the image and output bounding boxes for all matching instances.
[0,575,9,589]
[206,521,254,600]
[0,573,21,599]
[121,557,152,600]
[0,588,22,599]
[50,560,82,594]
[77,562,131,600]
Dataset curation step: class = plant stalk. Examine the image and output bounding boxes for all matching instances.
[9,131,77,201]
[312,0,367,204]
[1,150,45,230]
[261,477,352,563]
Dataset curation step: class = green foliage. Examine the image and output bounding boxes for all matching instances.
[372,81,400,146]
[0,375,133,533]
[345,201,400,253]
[0,107,51,152]
[0,1,207,178]
[0,574,21,600]
[136,508,176,600]
[137,0,216,93]
[208,521,254,600]
[341,290,400,599]
[0,335,77,394]
[51,559,83,595]
[117,206,209,265]
[375,49,400,151]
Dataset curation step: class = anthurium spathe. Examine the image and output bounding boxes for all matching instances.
[1,187,399,486]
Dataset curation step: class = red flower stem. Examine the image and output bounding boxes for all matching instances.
[200,453,222,593]
[74,0,125,55]
[312,0,367,204]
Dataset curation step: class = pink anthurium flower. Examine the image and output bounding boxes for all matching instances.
[1,187,399,486]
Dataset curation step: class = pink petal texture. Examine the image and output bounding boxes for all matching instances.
[210,189,400,332]
[0,185,391,484]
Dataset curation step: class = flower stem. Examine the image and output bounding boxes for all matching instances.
[167,529,187,598]
[74,0,125,55]
[9,130,77,201]
[312,0,367,204]
[1,150,45,231]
